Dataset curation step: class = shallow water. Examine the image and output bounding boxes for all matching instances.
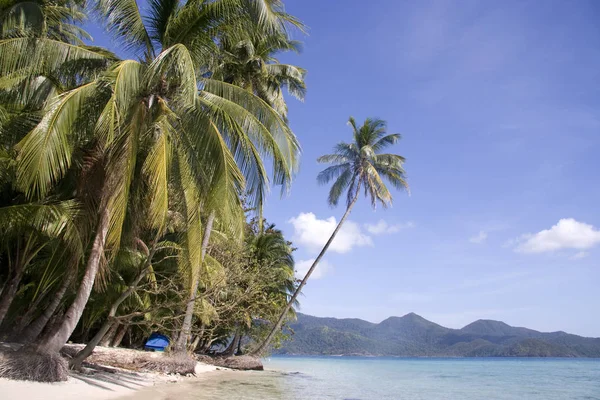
[124,356,600,399]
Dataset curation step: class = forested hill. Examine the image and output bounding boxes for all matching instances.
[275,313,600,357]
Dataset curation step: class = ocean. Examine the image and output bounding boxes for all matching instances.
[126,356,600,399]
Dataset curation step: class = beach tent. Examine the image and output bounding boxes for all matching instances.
[144,333,170,351]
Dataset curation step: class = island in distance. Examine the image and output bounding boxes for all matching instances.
[275,313,600,357]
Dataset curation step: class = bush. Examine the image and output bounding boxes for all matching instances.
[0,350,68,382]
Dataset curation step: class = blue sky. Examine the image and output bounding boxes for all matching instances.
[87,0,600,336]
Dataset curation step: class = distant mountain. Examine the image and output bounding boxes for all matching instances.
[276,313,600,358]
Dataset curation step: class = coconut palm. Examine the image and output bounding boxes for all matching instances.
[252,117,409,355]
[213,30,306,120]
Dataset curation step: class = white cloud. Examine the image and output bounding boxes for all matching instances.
[572,251,589,260]
[365,220,415,235]
[295,259,333,280]
[469,231,488,244]
[514,218,600,254]
[288,212,372,254]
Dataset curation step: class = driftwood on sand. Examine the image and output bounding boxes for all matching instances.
[197,354,264,371]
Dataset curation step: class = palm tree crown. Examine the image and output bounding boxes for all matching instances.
[317,117,409,208]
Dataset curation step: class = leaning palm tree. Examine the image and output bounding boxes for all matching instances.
[252,117,409,355]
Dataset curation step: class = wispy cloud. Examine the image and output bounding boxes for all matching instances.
[365,220,415,235]
[469,231,488,244]
[513,219,600,254]
[288,212,372,254]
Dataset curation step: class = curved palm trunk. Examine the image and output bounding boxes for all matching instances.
[0,236,39,326]
[35,207,110,354]
[251,192,360,356]
[11,292,47,338]
[175,210,215,352]
[0,264,25,326]
[19,269,74,344]
[110,323,128,347]
[99,322,119,347]
[222,331,241,357]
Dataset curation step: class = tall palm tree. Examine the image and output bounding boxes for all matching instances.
[252,117,409,355]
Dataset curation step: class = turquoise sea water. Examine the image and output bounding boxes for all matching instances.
[126,356,600,399]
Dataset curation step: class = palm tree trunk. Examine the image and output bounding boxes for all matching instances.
[190,335,201,352]
[99,322,119,347]
[35,206,110,354]
[0,262,25,326]
[251,192,361,356]
[222,331,241,357]
[19,269,74,344]
[111,323,127,347]
[175,210,215,352]
[70,261,153,369]
[236,333,243,355]
[9,289,48,340]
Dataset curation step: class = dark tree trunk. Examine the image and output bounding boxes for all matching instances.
[236,333,243,355]
[190,335,200,352]
[222,332,241,357]
[99,322,119,347]
[111,323,127,348]
[19,269,74,344]
[35,207,110,354]
[200,339,214,354]
[251,190,361,356]
[175,210,215,352]
[0,261,25,326]
[8,290,47,340]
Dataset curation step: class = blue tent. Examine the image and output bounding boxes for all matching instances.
[144,333,170,352]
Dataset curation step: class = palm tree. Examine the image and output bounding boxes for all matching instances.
[252,117,409,355]
[213,30,306,121]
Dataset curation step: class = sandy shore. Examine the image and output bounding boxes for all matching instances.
[0,345,222,400]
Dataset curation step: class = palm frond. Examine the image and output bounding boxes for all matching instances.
[16,80,102,199]
[327,167,352,207]
[142,99,173,233]
[0,37,109,79]
[371,133,401,153]
[147,0,180,46]
[97,0,153,59]
[147,43,197,106]
[201,78,300,188]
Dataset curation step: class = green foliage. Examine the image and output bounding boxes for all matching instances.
[318,117,409,208]
[0,0,306,359]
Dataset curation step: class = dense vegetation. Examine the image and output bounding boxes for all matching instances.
[277,313,600,357]
[0,0,307,381]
